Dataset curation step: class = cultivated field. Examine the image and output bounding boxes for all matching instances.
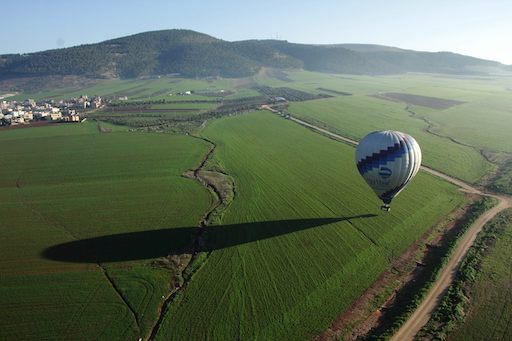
[256,70,512,183]
[6,77,259,102]
[9,71,511,185]
[154,111,462,340]
[289,95,491,182]
[0,122,211,339]
[2,70,512,340]
[447,209,512,340]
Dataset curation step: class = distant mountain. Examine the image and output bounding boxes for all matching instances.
[0,29,509,79]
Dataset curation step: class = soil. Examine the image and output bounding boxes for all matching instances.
[377,92,465,110]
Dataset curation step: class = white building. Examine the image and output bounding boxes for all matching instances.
[24,99,36,106]
[23,112,34,121]
[33,112,49,120]
[49,112,62,120]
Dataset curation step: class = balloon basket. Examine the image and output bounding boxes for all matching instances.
[381,204,391,212]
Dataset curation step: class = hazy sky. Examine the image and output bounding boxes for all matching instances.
[1,0,511,64]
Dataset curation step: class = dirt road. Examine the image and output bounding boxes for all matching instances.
[288,115,512,340]
[0,93,17,100]
[391,195,510,341]
[289,116,480,192]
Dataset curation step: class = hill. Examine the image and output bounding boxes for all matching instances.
[0,29,510,79]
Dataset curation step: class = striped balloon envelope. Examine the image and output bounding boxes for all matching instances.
[355,131,422,211]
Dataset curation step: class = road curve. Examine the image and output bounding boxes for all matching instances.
[391,195,510,341]
[288,115,512,340]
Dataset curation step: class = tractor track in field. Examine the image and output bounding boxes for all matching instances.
[146,134,234,341]
[286,114,512,340]
[14,175,141,335]
[98,265,140,331]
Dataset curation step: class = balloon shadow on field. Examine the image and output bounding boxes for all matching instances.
[42,214,377,263]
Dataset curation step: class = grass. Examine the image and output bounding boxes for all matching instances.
[0,121,100,140]
[150,102,217,110]
[418,209,512,340]
[4,70,511,339]
[255,70,512,184]
[154,111,463,340]
[372,197,496,339]
[12,72,511,185]
[489,160,512,195]
[289,95,491,183]
[0,123,212,339]
[9,76,260,102]
[408,87,512,154]
[89,100,220,127]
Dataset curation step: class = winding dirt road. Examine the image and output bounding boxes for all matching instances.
[287,115,512,340]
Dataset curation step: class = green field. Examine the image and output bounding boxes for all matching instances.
[0,123,211,339]
[254,70,512,183]
[99,102,217,120]
[150,102,217,110]
[154,111,463,340]
[10,71,512,185]
[38,69,508,185]
[289,96,491,182]
[3,70,512,340]
[448,209,512,341]
[8,76,259,102]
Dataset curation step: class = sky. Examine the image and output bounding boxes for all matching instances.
[1,0,511,64]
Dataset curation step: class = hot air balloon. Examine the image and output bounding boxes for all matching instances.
[355,131,422,211]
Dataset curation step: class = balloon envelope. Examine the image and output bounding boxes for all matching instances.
[355,130,421,210]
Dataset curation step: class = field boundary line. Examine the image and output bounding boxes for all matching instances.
[146,134,235,340]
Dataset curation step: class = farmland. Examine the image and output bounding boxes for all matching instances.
[289,95,491,182]
[448,209,512,341]
[6,76,260,102]
[0,122,212,339]
[254,70,512,184]
[418,209,512,340]
[7,71,511,188]
[91,101,219,127]
[71,70,509,187]
[2,69,512,340]
[153,111,462,340]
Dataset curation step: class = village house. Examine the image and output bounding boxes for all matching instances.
[49,112,62,121]
[23,112,33,121]
[33,112,49,120]
[63,114,81,122]
[24,99,36,107]
[11,116,25,125]
[0,94,100,126]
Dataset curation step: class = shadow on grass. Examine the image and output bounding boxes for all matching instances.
[42,214,377,263]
